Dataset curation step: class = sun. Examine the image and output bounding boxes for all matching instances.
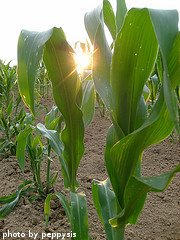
[74,41,92,75]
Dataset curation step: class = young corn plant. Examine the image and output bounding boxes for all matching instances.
[84,0,180,239]
[17,28,95,239]
[36,62,51,98]
[0,107,63,218]
[17,114,63,198]
[0,61,29,156]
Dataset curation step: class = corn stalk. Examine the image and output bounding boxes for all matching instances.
[84,0,180,239]
[17,27,95,239]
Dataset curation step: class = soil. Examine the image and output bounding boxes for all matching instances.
[0,106,180,240]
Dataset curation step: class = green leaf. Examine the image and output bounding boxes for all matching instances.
[84,4,112,109]
[149,9,179,133]
[36,123,63,156]
[0,180,32,218]
[105,125,120,183]
[110,165,180,227]
[56,192,71,222]
[43,28,85,190]
[18,27,85,191]
[111,8,158,135]
[109,91,174,208]
[168,32,180,132]
[50,172,58,188]
[81,80,95,127]
[44,193,53,226]
[7,99,13,116]
[0,194,20,219]
[103,0,117,40]
[17,29,53,114]
[115,0,127,32]
[168,32,180,88]
[149,9,178,60]
[70,192,89,240]
[92,178,120,240]
[16,125,33,172]
[0,193,17,204]
[45,106,61,130]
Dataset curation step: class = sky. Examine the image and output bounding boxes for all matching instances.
[0,0,179,64]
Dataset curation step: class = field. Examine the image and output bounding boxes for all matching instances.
[0,101,179,239]
[0,1,180,239]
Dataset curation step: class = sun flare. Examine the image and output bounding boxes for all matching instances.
[74,42,92,75]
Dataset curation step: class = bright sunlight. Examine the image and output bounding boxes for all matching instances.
[74,41,92,75]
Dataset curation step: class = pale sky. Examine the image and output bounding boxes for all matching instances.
[0,0,179,64]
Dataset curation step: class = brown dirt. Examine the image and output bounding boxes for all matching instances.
[0,110,180,240]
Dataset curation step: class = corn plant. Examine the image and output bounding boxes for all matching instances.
[84,0,180,239]
[16,114,63,198]
[3,1,179,239]
[36,62,52,98]
[16,28,96,239]
[0,107,63,218]
[0,61,29,156]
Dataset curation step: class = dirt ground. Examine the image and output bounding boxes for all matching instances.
[0,109,179,240]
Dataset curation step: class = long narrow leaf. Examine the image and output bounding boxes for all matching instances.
[109,92,173,208]
[70,192,89,240]
[18,27,85,190]
[17,29,53,113]
[36,123,63,156]
[0,180,32,218]
[56,192,71,222]
[81,80,95,127]
[84,4,112,109]
[110,165,180,227]
[16,125,33,172]
[111,8,158,135]
[92,179,120,240]
[149,9,179,132]
[43,28,84,190]
[116,0,127,32]
[44,193,53,226]
[103,0,117,40]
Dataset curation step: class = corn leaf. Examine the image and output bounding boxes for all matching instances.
[110,165,180,227]
[43,28,84,190]
[16,125,33,172]
[92,179,120,240]
[115,0,127,32]
[0,193,17,204]
[110,92,174,208]
[70,192,89,240]
[0,180,32,218]
[84,4,112,109]
[7,100,13,116]
[103,0,117,40]
[168,32,180,132]
[36,123,63,156]
[56,192,71,222]
[111,8,158,135]
[45,106,62,130]
[81,80,95,127]
[17,29,53,114]
[18,27,85,190]
[0,193,20,219]
[149,9,179,133]
[168,32,180,88]
[44,193,53,226]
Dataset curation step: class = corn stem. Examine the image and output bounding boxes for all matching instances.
[114,225,125,240]
[46,143,51,194]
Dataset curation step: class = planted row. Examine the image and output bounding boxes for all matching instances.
[0,0,180,239]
